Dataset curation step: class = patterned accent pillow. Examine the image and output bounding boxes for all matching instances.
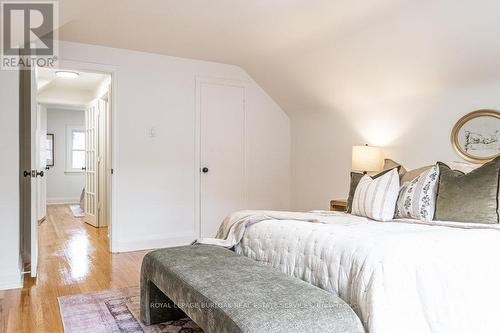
[395,165,440,221]
[352,168,400,221]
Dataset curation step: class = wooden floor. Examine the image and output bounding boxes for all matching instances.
[0,205,150,333]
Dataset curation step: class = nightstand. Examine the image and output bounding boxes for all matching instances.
[330,199,347,212]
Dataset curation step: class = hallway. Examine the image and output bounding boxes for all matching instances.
[0,205,149,332]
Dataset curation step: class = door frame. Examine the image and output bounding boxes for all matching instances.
[194,76,248,238]
[55,59,118,252]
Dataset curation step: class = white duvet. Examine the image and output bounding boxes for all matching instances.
[233,211,500,333]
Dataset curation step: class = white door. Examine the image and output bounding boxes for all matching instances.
[20,66,39,277]
[199,82,246,237]
[30,68,39,277]
[37,104,47,222]
[84,101,99,227]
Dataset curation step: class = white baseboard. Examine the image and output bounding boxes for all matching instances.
[47,197,80,205]
[112,232,196,253]
[0,263,23,291]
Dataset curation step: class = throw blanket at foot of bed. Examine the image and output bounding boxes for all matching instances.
[140,245,364,333]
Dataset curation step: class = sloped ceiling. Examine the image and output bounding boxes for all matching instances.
[57,0,500,115]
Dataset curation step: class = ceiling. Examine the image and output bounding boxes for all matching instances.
[37,68,108,105]
[56,0,500,115]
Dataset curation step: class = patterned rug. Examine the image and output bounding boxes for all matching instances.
[58,286,203,333]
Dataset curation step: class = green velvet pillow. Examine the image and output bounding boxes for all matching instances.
[346,167,400,213]
[435,157,500,224]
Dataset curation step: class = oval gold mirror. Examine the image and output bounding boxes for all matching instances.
[451,109,500,163]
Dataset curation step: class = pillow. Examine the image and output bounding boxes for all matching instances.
[383,158,407,178]
[395,165,440,221]
[351,168,400,221]
[346,166,400,213]
[447,161,482,174]
[382,158,432,184]
[434,157,500,224]
[346,172,363,213]
[401,166,433,184]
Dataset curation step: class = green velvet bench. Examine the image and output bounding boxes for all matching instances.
[140,245,364,333]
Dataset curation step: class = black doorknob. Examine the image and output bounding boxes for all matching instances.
[36,170,44,177]
[23,170,31,178]
[202,167,209,173]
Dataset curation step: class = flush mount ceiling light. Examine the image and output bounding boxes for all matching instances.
[55,71,80,79]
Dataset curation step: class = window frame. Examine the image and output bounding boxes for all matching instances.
[65,125,86,173]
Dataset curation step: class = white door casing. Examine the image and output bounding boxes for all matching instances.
[97,98,108,227]
[84,101,99,227]
[198,79,247,238]
[104,84,113,250]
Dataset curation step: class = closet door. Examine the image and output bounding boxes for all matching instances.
[199,81,246,238]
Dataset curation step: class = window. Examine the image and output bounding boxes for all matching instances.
[46,133,54,167]
[66,126,85,172]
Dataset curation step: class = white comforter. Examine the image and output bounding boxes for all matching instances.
[233,211,500,333]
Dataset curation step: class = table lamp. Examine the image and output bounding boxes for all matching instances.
[352,144,383,174]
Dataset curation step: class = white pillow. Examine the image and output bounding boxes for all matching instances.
[447,161,481,174]
[352,168,400,221]
[395,165,440,221]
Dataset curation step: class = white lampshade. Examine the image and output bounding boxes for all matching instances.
[352,145,383,172]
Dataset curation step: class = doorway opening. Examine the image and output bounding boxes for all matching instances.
[19,65,114,279]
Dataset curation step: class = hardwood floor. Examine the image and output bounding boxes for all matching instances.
[0,205,150,333]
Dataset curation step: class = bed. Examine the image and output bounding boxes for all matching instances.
[227,211,500,333]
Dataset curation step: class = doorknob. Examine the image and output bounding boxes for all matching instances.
[81,167,87,171]
[23,171,31,178]
[36,171,44,178]
[202,167,209,173]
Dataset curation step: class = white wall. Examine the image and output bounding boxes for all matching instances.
[291,80,500,211]
[46,107,85,204]
[58,41,291,252]
[0,70,22,290]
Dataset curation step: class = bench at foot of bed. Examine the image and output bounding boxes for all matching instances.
[140,245,364,333]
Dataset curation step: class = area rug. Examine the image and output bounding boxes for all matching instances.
[69,205,85,218]
[58,286,203,333]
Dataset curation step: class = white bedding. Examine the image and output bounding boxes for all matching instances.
[234,211,500,333]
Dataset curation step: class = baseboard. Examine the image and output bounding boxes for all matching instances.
[47,197,80,205]
[112,232,196,253]
[0,263,23,291]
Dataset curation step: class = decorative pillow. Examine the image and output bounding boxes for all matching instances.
[346,172,363,213]
[383,158,407,178]
[448,161,482,174]
[395,165,440,221]
[346,166,400,213]
[401,165,433,184]
[434,156,500,224]
[351,168,400,221]
[382,158,433,184]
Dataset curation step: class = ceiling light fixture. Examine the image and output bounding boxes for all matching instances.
[55,71,79,79]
